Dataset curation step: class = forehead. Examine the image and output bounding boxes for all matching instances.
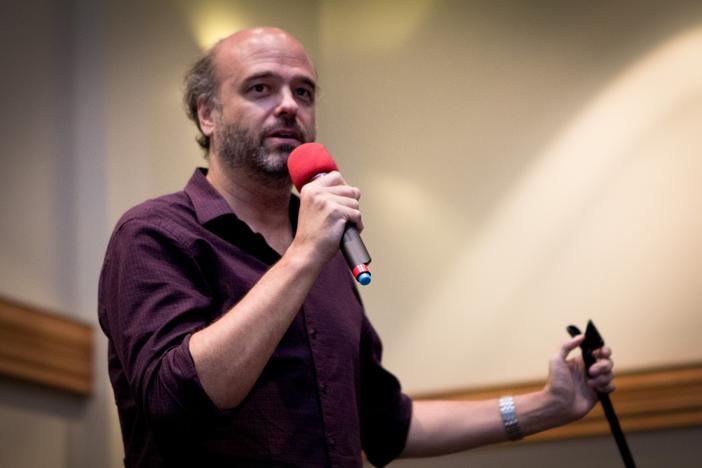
[215,33,317,84]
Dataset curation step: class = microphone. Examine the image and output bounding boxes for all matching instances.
[288,143,372,285]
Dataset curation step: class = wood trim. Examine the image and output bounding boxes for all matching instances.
[0,296,93,396]
[414,363,702,442]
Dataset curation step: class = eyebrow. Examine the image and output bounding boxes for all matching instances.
[242,71,318,92]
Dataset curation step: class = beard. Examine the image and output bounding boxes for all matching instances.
[214,116,314,189]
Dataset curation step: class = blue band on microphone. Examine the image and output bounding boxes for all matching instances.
[357,272,371,285]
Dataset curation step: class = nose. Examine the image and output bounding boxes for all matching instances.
[274,87,299,120]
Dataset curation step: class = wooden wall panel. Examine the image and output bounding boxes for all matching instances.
[1,290,700,438]
[415,363,702,441]
[0,296,93,396]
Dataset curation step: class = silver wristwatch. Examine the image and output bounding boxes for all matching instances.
[499,395,524,441]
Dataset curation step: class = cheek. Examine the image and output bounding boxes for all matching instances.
[228,109,268,134]
[226,98,268,121]
[300,109,316,130]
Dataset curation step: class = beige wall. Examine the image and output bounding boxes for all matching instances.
[318,0,702,393]
[1,0,701,466]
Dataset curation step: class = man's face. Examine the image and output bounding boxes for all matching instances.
[210,31,317,184]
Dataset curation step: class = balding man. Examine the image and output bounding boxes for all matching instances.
[99,27,615,467]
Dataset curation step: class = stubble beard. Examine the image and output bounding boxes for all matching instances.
[215,116,314,190]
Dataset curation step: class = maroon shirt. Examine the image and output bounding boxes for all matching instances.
[98,169,412,467]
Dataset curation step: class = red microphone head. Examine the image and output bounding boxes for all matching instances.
[288,143,339,192]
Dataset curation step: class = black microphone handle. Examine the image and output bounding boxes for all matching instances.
[308,171,372,284]
[567,322,636,468]
[340,223,371,270]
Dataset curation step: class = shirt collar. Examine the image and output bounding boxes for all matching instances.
[184,168,237,225]
[184,167,300,232]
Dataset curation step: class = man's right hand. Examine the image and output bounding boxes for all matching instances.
[291,170,363,266]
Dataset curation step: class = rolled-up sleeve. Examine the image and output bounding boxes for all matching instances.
[359,314,413,467]
[99,217,220,434]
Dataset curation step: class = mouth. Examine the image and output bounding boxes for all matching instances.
[265,127,304,144]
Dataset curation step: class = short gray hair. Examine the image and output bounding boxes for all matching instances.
[183,49,220,153]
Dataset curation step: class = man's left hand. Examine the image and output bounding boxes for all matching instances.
[544,335,615,423]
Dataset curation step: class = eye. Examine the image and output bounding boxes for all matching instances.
[251,83,268,93]
[295,87,314,102]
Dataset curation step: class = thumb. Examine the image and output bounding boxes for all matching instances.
[558,335,584,361]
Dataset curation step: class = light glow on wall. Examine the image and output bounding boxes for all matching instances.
[391,24,702,392]
[184,1,249,50]
[321,0,435,55]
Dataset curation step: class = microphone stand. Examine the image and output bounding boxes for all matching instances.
[567,321,637,468]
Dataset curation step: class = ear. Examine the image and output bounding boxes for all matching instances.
[196,97,217,138]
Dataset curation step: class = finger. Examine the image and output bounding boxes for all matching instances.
[558,335,585,360]
[322,195,361,221]
[303,177,361,202]
[588,374,613,387]
[589,375,616,392]
[588,366,613,382]
[354,215,364,232]
[325,184,361,200]
[338,207,363,232]
[589,380,616,393]
[300,184,360,207]
[592,346,612,359]
[588,359,614,377]
[599,382,616,393]
[322,175,363,202]
[308,194,361,225]
[310,171,348,187]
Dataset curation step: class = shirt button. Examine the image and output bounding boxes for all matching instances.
[309,328,317,339]
[328,436,335,447]
[320,382,327,394]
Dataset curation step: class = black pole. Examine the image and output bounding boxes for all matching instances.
[599,394,636,467]
[567,321,637,468]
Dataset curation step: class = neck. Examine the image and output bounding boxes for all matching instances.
[206,155,293,253]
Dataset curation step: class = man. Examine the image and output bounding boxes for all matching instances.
[99,27,615,467]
